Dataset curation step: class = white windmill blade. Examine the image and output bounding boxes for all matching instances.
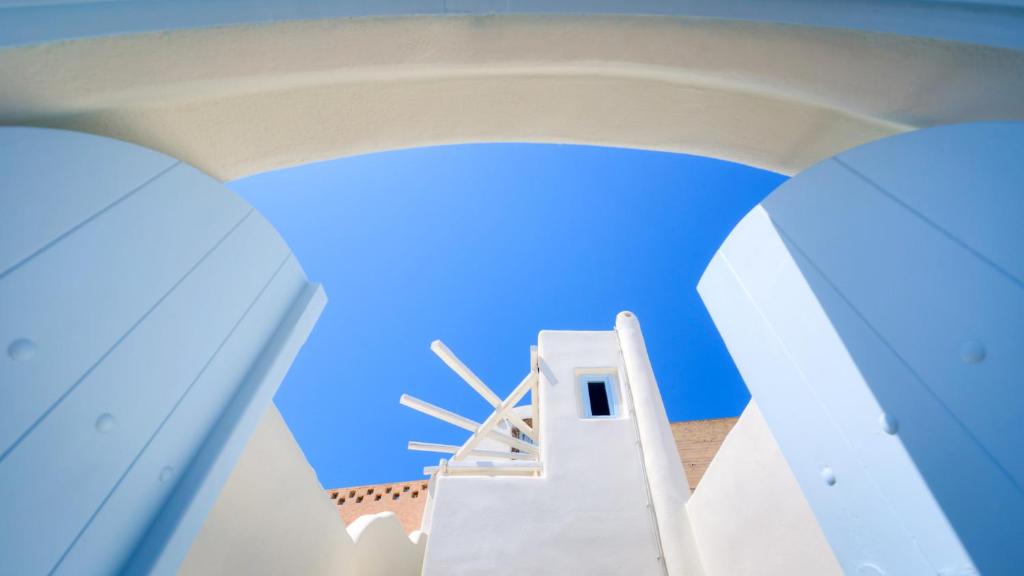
[430,340,502,407]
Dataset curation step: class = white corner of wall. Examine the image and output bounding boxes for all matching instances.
[686,401,842,576]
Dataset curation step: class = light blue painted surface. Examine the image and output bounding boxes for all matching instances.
[0,128,324,575]
[1,0,1023,51]
[699,122,1024,575]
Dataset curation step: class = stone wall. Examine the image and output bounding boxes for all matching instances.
[671,417,739,492]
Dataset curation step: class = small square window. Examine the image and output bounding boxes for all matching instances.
[356,496,363,504]
[393,493,400,500]
[578,373,618,418]
[587,381,611,416]
[412,491,419,498]
[374,494,382,501]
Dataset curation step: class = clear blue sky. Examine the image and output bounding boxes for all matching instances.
[231,144,785,489]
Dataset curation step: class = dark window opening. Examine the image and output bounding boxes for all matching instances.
[588,381,611,416]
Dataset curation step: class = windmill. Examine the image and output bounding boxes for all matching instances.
[401,341,542,476]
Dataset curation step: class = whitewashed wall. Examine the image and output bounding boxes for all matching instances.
[347,513,428,576]
[687,402,841,576]
[180,405,427,576]
[698,122,1024,575]
[0,127,325,575]
[421,330,666,576]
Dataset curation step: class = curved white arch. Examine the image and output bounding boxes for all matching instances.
[2,15,1023,179]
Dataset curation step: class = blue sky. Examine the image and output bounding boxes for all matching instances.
[231,144,785,489]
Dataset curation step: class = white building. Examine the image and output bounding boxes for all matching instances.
[418,314,695,575]
[183,313,842,576]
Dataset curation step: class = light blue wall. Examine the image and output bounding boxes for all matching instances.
[0,128,324,575]
[699,122,1024,575]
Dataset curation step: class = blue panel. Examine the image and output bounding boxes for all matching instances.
[53,258,309,575]
[0,128,323,575]
[702,122,1024,575]
[703,219,941,574]
[835,123,1024,283]
[765,156,1024,486]
[0,163,251,460]
[0,127,177,275]
[122,282,326,576]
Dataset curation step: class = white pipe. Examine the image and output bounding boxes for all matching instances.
[616,311,704,576]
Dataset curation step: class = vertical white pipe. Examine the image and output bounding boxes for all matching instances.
[616,311,704,576]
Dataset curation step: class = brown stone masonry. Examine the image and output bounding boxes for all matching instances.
[670,416,739,492]
[325,480,430,535]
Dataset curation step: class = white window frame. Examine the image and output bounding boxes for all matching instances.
[577,372,620,419]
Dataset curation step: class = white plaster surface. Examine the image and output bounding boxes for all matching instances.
[347,513,428,576]
[2,15,1023,180]
[180,404,427,576]
[687,402,842,576]
[421,330,665,576]
[616,312,704,576]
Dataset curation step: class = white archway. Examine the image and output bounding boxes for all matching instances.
[2,13,1024,180]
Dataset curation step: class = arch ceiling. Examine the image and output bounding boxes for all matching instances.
[1,5,1023,180]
